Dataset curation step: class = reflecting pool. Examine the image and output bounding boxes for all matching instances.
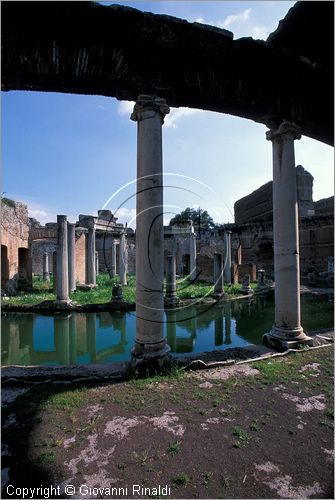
[1,295,333,366]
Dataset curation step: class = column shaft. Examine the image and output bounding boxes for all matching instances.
[265,122,311,346]
[86,226,96,286]
[119,232,127,285]
[131,95,170,359]
[56,215,69,303]
[189,233,197,280]
[213,253,224,296]
[43,253,50,282]
[224,231,232,284]
[111,238,116,277]
[166,255,177,299]
[67,223,76,293]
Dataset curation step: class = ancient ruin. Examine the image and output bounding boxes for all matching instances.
[1,1,334,360]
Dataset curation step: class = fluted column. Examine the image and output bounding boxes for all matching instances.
[67,223,76,293]
[86,225,96,286]
[224,231,232,284]
[189,233,197,280]
[130,94,170,362]
[43,253,50,282]
[119,231,127,286]
[264,122,312,349]
[56,215,69,303]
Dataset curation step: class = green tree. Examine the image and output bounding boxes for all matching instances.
[169,207,215,230]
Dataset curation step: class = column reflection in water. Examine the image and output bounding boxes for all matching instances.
[3,315,33,365]
[166,310,177,353]
[224,302,232,344]
[112,312,127,353]
[178,306,196,353]
[87,313,97,363]
[54,314,70,365]
[69,314,77,364]
[214,313,224,346]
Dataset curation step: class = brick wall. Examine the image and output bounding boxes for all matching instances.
[1,199,31,292]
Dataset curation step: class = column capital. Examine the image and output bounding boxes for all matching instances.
[130,95,170,124]
[266,121,302,142]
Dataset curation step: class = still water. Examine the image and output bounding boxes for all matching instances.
[2,295,333,366]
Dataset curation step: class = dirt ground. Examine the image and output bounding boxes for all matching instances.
[1,345,334,499]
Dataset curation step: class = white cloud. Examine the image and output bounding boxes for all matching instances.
[117,100,135,116]
[29,209,48,218]
[195,8,251,30]
[164,107,203,128]
[251,25,272,40]
[112,207,137,228]
[221,8,251,28]
[194,8,271,40]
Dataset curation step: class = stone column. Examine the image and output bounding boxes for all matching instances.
[56,215,69,303]
[119,231,127,286]
[165,255,178,305]
[95,251,99,277]
[224,231,232,284]
[189,233,197,280]
[67,223,76,293]
[130,94,170,363]
[213,253,224,298]
[43,253,50,282]
[86,225,96,287]
[52,251,57,293]
[264,122,312,349]
[111,238,117,277]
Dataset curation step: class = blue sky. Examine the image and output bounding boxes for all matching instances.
[2,1,333,228]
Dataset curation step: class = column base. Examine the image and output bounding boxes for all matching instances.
[164,296,180,307]
[241,287,253,295]
[212,291,226,300]
[54,299,72,307]
[131,340,171,375]
[263,326,314,352]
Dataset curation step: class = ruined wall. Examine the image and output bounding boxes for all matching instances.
[234,167,333,279]
[234,166,314,224]
[232,216,334,278]
[1,198,31,292]
[314,196,334,216]
[299,215,334,275]
[75,231,86,284]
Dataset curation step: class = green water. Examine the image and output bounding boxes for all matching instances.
[1,295,333,366]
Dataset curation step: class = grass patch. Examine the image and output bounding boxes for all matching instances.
[202,471,213,487]
[232,426,250,447]
[168,441,181,455]
[3,272,244,306]
[46,388,86,410]
[37,451,56,465]
[172,473,190,486]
